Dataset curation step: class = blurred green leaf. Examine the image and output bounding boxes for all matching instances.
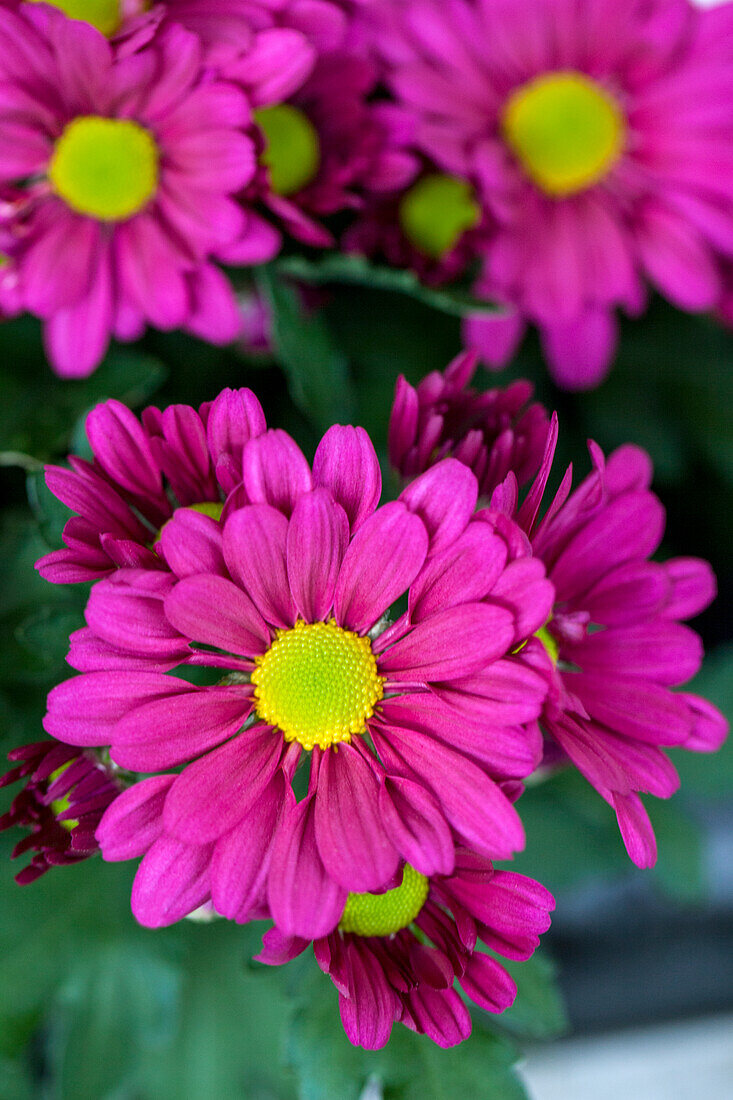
[286,965,526,1100]
[647,798,704,903]
[26,469,70,551]
[486,953,568,1042]
[257,265,355,432]
[0,318,166,460]
[277,255,500,319]
[48,941,181,1100]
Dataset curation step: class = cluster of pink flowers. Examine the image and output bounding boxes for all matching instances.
[1,0,732,386]
[2,367,726,1049]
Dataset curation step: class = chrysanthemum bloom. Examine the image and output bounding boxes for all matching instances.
[35,387,266,585]
[492,429,729,865]
[374,0,733,388]
[47,424,553,931]
[257,853,554,1049]
[0,740,120,884]
[389,350,550,498]
[0,5,312,375]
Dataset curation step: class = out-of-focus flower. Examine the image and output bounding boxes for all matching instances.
[257,853,554,1049]
[0,5,311,375]
[372,0,733,388]
[388,350,550,498]
[45,418,552,931]
[35,388,266,584]
[493,427,729,865]
[0,741,119,884]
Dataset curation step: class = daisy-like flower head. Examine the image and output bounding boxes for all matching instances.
[46,418,553,933]
[0,4,312,375]
[0,740,120,884]
[493,423,729,866]
[35,387,266,585]
[257,853,554,1049]
[374,0,733,388]
[389,350,551,498]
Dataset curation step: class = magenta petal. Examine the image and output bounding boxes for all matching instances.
[400,459,478,555]
[96,775,174,861]
[255,927,309,966]
[85,570,189,661]
[86,399,162,500]
[158,509,227,579]
[459,954,517,1014]
[241,429,312,516]
[582,561,670,627]
[131,835,213,928]
[111,688,252,771]
[312,425,382,533]
[572,672,691,746]
[206,386,267,494]
[44,671,191,746]
[223,504,296,628]
[564,622,703,686]
[408,521,508,622]
[378,603,515,681]
[334,502,428,634]
[550,490,665,602]
[661,557,717,621]
[164,573,269,655]
[339,945,397,1050]
[286,489,349,622]
[162,725,282,843]
[680,694,728,753]
[489,557,554,640]
[267,793,347,939]
[613,791,657,868]
[211,772,286,922]
[315,745,399,892]
[378,776,455,877]
[407,986,471,1047]
[373,726,524,860]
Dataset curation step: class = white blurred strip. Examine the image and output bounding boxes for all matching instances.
[520,1015,733,1100]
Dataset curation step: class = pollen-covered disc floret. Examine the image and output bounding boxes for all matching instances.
[339,864,428,937]
[252,619,383,751]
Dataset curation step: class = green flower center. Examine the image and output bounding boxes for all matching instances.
[534,624,559,666]
[252,619,383,751]
[48,116,159,222]
[49,762,79,831]
[502,71,625,196]
[254,105,320,196]
[399,173,481,259]
[28,0,124,36]
[339,864,429,937]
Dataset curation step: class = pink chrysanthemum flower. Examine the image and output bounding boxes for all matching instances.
[257,854,554,1049]
[35,388,266,585]
[493,427,729,865]
[389,350,550,499]
[0,5,311,375]
[373,0,733,388]
[0,741,119,884]
[46,424,553,932]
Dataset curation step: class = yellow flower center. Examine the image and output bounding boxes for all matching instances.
[254,105,321,196]
[48,116,159,222]
[399,173,481,259]
[28,0,123,36]
[502,71,625,197]
[252,619,383,751]
[339,864,429,937]
[49,762,79,831]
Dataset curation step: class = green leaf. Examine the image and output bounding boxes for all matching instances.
[47,941,181,1100]
[0,318,166,460]
[256,265,355,432]
[26,468,71,551]
[286,964,527,1100]
[647,799,704,903]
[276,255,501,319]
[485,953,569,1042]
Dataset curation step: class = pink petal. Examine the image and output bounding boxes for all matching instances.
[660,557,717,621]
[222,504,295,628]
[459,954,516,1014]
[378,776,455,876]
[315,745,399,892]
[131,835,213,928]
[312,425,382,533]
[241,429,312,516]
[408,521,508,622]
[613,791,657,868]
[378,603,515,681]
[286,489,349,622]
[399,459,478,555]
[158,509,227,579]
[164,573,269,655]
[333,502,428,633]
[96,775,174,861]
